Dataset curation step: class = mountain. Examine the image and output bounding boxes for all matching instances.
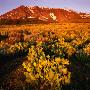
[0,5,84,24]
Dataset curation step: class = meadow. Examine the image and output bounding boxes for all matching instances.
[0,23,90,90]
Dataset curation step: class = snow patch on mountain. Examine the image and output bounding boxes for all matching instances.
[30,10,34,13]
[50,13,56,20]
[39,16,48,21]
[28,16,35,18]
[27,6,34,9]
[63,8,73,12]
[42,16,48,19]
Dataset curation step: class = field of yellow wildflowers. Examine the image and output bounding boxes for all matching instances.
[0,23,90,90]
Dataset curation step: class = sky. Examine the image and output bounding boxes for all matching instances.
[0,0,90,15]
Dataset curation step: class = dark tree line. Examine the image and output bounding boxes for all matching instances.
[0,18,47,25]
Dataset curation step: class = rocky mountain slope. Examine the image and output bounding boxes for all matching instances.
[0,5,89,24]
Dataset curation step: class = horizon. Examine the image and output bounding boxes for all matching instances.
[0,0,90,15]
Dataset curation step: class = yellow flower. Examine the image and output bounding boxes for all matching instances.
[48,70,54,80]
[35,73,39,79]
[27,67,31,72]
[41,60,47,66]
[33,62,36,67]
[30,74,36,80]
[39,64,42,69]
[62,68,67,75]
[22,62,27,68]
[62,60,69,65]
[55,58,61,63]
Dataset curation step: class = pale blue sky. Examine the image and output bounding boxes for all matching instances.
[0,0,90,15]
